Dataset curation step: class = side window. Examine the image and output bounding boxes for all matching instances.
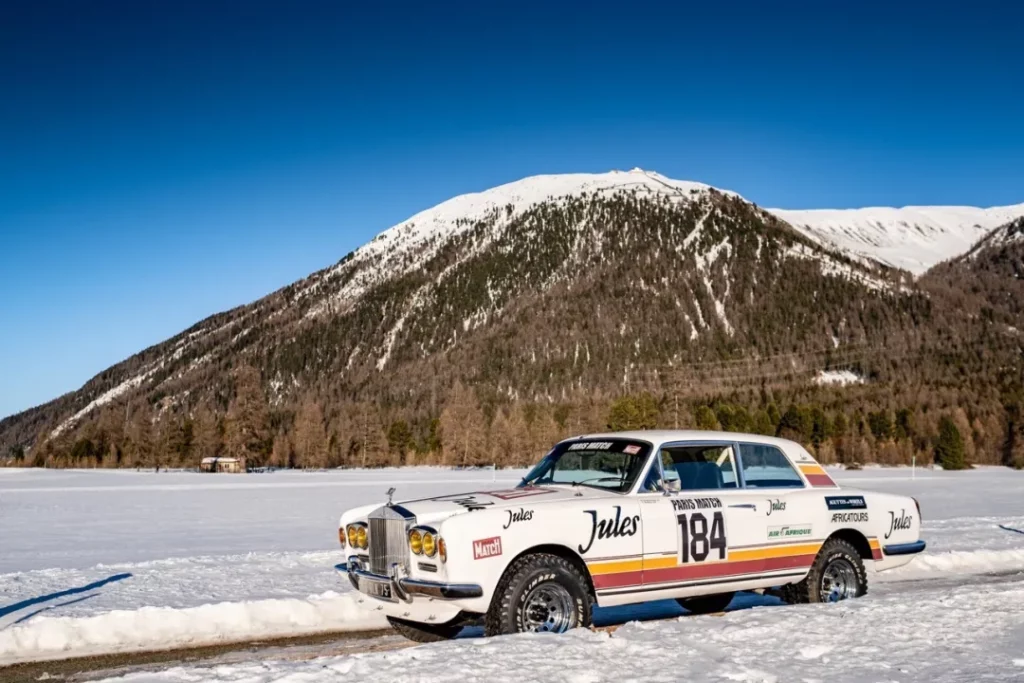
[659,444,738,491]
[738,444,805,488]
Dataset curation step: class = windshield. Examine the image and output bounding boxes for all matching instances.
[519,439,653,493]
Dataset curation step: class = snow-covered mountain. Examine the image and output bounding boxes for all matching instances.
[770,203,1024,275]
[2,168,1021,457]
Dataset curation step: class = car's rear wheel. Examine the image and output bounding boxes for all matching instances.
[784,537,867,604]
[677,591,735,615]
[485,553,593,636]
[387,616,463,643]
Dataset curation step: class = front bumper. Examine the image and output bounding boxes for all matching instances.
[344,556,483,603]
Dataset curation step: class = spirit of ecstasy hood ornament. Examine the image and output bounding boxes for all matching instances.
[386,487,396,505]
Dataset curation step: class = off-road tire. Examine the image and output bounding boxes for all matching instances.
[387,616,463,643]
[677,591,735,615]
[782,537,867,604]
[485,553,593,636]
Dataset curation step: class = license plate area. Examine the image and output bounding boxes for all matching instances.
[361,576,395,602]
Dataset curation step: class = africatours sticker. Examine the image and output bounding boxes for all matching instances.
[766,499,786,516]
[768,524,812,540]
[671,497,722,511]
[578,506,640,554]
[503,508,534,529]
[885,509,913,539]
[473,536,503,560]
[831,512,869,523]
[825,496,867,511]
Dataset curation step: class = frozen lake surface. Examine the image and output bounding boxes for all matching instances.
[1,465,1023,679]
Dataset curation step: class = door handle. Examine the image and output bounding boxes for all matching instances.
[728,504,757,510]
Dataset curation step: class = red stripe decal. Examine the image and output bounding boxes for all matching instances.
[594,569,644,589]
[592,554,817,590]
[805,473,837,487]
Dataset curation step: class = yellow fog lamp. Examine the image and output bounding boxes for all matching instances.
[409,529,423,555]
[356,525,368,550]
[346,525,359,548]
[422,532,436,557]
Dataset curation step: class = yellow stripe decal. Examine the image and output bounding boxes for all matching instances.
[587,542,824,574]
[730,542,823,562]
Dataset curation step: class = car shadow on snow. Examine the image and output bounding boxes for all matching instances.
[457,591,784,638]
[0,572,133,624]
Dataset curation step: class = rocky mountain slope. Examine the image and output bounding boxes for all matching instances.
[2,170,1021,466]
[921,216,1024,332]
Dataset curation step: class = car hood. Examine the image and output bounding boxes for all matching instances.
[389,485,610,525]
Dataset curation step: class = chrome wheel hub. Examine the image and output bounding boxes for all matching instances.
[821,557,858,602]
[522,583,574,633]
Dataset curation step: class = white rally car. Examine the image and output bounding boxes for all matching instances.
[338,430,925,642]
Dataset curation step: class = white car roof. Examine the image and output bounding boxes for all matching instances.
[569,430,804,451]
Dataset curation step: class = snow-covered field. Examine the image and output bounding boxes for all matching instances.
[2,466,1024,681]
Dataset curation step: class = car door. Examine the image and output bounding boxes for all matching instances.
[639,441,768,590]
[734,442,820,577]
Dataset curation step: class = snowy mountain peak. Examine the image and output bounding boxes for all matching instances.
[363,168,737,253]
[309,170,741,316]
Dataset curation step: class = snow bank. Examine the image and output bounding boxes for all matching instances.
[881,547,1024,581]
[0,591,387,665]
[85,576,1024,683]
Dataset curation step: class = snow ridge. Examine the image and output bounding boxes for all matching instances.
[771,203,1024,275]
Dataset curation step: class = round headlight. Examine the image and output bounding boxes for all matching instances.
[356,526,368,550]
[409,529,423,555]
[438,537,447,563]
[422,532,436,557]
[338,527,346,549]
[347,525,358,548]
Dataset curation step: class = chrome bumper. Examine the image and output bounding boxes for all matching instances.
[344,556,483,602]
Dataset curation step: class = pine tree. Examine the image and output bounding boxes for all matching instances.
[294,401,328,468]
[607,394,659,431]
[354,402,388,467]
[224,365,270,467]
[777,405,811,442]
[193,407,223,461]
[694,405,720,431]
[127,402,154,468]
[935,416,968,470]
[1002,402,1024,469]
[439,381,487,465]
[387,420,413,461]
[270,432,293,468]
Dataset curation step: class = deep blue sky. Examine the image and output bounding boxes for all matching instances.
[2,1,1023,419]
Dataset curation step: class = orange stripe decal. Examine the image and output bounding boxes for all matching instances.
[589,542,823,590]
[799,464,837,487]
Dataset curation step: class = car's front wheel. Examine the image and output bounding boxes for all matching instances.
[387,616,463,643]
[485,553,593,636]
[784,537,867,604]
